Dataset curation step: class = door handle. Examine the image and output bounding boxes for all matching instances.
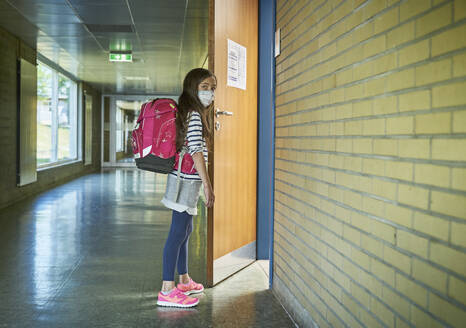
[215,108,234,118]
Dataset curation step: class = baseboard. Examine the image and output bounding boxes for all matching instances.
[272,275,318,328]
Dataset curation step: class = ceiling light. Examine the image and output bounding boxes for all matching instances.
[124,76,150,81]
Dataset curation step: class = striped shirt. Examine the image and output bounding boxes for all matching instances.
[169,111,208,181]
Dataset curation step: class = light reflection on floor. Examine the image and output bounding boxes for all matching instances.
[0,169,295,327]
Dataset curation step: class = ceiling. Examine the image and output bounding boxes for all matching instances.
[0,0,209,95]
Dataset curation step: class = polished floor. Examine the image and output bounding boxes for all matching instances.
[0,169,295,328]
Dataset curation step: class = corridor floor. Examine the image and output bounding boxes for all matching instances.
[0,169,295,328]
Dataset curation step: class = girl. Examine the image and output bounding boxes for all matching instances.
[157,68,216,307]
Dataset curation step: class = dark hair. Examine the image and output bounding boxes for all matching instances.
[176,68,216,152]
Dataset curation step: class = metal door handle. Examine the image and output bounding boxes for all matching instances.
[215,108,234,118]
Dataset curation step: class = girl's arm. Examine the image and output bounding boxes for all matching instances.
[192,152,215,207]
[185,111,215,207]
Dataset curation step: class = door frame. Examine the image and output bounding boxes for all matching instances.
[257,0,276,289]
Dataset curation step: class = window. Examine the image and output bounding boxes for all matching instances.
[37,62,78,167]
[116,107,124,152]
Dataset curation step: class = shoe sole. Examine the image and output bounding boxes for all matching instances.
[156,299,199,308]
[183,287,204,295]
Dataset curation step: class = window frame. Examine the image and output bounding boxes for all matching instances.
[36,57,81,170]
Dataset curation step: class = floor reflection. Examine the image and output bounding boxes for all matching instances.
[0,169,294,327]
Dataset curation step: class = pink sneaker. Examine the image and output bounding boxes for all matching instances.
[157,288,199,308]
[177,278,204,295]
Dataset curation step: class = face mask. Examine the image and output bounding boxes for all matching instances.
[198,90,214,107]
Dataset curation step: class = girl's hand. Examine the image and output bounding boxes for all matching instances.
[204,183,215,208]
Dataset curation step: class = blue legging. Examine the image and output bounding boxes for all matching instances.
[162,210,193,281]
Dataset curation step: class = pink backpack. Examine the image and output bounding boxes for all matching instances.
[132,98,178,173]
[131,98,197,175]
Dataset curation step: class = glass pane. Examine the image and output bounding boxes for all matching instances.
[37,63,53,165]
[57,74,72,160]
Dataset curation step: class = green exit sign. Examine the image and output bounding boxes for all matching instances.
[109,53,132,62]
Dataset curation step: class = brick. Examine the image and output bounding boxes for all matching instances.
[430,242,466,276]
[343,224,361,245]
[432,24,466,56]
[413,212,449,241]
[453,53,466,78]
[432,139,466,161]
[365,77,386,97]
[415,59,452,86]
[374,7,399,34]
[352,247,371,270]
[398,40,429,67]
[363,35,386,59]
[429,293,466,328]
[372,258,395,287]
[336,68,353,86]
[372,179,397,200]
[363,0,386,20]
[370,296,395,327]
[400,0,431,22]
[453,110,466,133]
[345,83,365,101]
[363,118,385,135]
[399,90,430,112]
[431,191,466,219]
[373,96,397,115]
[416,112,451,134]
[361,234,383,257]
[353,61,374,81]
[449,276,466,305]
[373,139,398,156]
[385,203,412,228]
[412,258,448,291]
[352,100,373,118]
[398,184,429,209]
[373,53,397,75]
[351,282,370,308]
[352,139,372,154]
[385,161,413,181]
[382,286,410,319]
[396,273,428,306]
[362,196,385,218]
[387,21,415,48]
[397,229,429,258]
[384,245,411,274]
[433,81,466,107]
[414,163,450,188]
[386,116,414,135]
[362,158,385,176]
[415,3,452,37]
[372,220,396,244]
[452,168,466,191]
[455,0,466,21]
[386,69,415,92]
[411,305,444,328]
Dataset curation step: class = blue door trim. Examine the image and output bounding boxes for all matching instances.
[257,0,276,289]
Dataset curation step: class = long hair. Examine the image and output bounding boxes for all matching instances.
[176,68,216,152]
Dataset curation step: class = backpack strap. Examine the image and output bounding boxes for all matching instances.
[174,146,188,202]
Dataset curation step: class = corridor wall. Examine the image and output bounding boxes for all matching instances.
[0,27,102,210]
[273,0,466,327]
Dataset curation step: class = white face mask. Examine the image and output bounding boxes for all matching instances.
[198,90,214,107]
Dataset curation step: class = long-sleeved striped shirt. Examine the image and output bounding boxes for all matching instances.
[168,111,208,181]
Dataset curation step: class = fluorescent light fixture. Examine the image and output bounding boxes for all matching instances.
[123,76,149,81]
[109,53,132,62]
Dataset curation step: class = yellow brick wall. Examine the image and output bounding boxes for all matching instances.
[273,0,466,327]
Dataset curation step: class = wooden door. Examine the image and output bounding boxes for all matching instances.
[207,0,258,286]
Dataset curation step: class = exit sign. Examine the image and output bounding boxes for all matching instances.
[109,53,132,62]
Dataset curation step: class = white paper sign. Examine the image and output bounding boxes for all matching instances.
[227,39,247,90]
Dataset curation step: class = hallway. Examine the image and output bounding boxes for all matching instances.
[0,170,295,327]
